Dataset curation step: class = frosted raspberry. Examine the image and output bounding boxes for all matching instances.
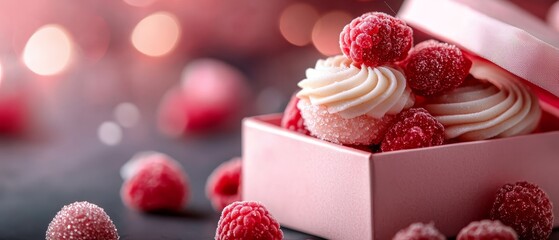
[281,94,310,135]
[206,157,242,212]
[381,108,444,152]
[121,153,189,212]
[46,201,119,240]
[392,222,445,240]
[402,40,471,96]
[490,181,553,240]
[298,98,395,145]
[457,220,517,240]
[216,201,283,240]
[340,12,413,67]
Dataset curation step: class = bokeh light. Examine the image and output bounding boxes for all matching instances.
[98,121,123,146]
[131,12,181,57]
[311,11,352,56]
[123,0,157,8]
[279,3,319,47]
[114,102,140,128]
[23,24,75,76]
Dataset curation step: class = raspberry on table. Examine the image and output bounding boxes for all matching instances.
[392,222,445,240]
[46,201,119,240]
[457,220,517,240]
[339,12,413,67]
[281,94,310,135]
[490,181,553,240]
[206,157,242,212]
[381,108,445,152]
[120,153,189,212]
[215,201,283,240]
[402,40,471,96]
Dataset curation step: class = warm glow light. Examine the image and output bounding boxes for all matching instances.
[123,0,157,7]
[23,24,74,76]
[311,11,352,56]
[131,12,181,57]
[98,121,123,146]
[114,102,140,128]
[279,3,319,46]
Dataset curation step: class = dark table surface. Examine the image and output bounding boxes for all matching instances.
[0,104,326,239]
[2,104,559,240]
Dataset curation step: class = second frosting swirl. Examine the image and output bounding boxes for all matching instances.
[297,55,414,119]
[424,60,541,141]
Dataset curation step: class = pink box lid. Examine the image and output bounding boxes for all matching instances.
[398,0,559,98]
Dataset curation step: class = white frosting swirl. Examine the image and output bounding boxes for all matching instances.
[296,55,414,119]
[424,60,541,141]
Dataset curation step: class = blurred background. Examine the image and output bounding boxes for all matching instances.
[0,0,558,239]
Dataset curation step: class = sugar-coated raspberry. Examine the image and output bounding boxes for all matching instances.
[457,220,517,240]
[298,98,395,145]
[281,94,310,135]
[381,108,444,152]
[490,181,553,240]
[392,222,445,240]
[46,201,119,240]
[340,12,413,67]
[216,201,283,240]
[121,153,189,212]
[402,40,472,96]
[206,157,242,212]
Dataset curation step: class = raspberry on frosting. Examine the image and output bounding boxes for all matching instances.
[402,40,471,96]
[392,222,445,240]
[46,201,119,240]
[489,181,553,240]
[457,220,517,240]
[381,108,445,152]
[340,12,413,67]
[215,201,283,240]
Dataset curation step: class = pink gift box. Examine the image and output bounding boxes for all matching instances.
[243,0,559,239]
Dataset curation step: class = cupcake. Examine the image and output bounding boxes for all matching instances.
[289,12,418,146]
[424,59,541,141]
[296,55,414,145]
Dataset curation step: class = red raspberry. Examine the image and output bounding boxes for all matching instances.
[180,59,251,132]
[392,222,445,240]
[340,12,413,67]
[120,153,189,212]
[489,181,553,240]
[381,108,444,152]
[216,201,283,240]
[206,157,242,211]
[281,94,310,135]
[46,201,119,240]
[157,59,251,136]
[457,220,517,240]
[0,93,26,135]
[402,40,472,96]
